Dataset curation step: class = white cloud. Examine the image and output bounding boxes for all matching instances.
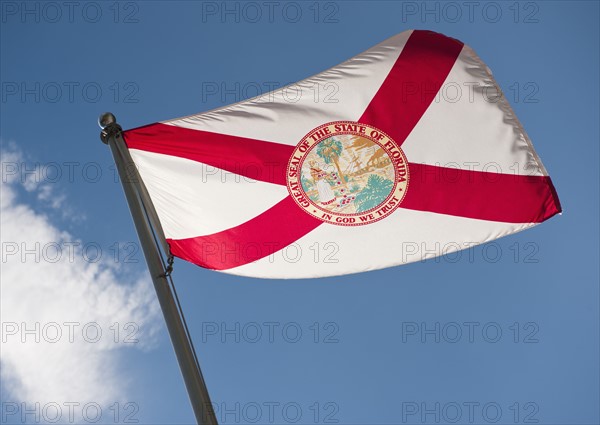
[37,183,66,210]
[1,142,82,221]
[1,145,162,420]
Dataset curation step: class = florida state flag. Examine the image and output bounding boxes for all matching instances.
[123,30,561,278]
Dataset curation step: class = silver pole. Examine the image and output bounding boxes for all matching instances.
[99,113,218,425]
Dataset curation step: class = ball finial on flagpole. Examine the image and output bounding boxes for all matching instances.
[98,112,121,144]
[98,112,116,129]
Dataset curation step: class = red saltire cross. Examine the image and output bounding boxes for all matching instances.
[124,31,561,271]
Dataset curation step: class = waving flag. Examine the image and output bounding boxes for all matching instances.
[123,30,561,278]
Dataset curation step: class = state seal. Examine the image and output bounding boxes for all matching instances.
[286,121,409,226]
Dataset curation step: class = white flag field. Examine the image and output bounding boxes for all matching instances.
[122,30,561,279]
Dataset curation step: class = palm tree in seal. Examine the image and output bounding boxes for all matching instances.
[316,137,346,184]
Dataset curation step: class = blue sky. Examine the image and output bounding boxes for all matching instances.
[1,1,598,424]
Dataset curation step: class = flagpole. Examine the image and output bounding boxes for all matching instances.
[99,113,218,425]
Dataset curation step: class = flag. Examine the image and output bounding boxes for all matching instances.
[122,30,561,279]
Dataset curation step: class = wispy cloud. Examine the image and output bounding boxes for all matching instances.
[2,141,84,222]
[1,144,162,419]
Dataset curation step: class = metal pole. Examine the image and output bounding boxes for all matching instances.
[99,113,218,425]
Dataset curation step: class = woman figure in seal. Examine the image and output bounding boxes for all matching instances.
[309,160,336,206]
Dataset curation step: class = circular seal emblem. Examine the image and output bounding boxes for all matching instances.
[286,121,409,226]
